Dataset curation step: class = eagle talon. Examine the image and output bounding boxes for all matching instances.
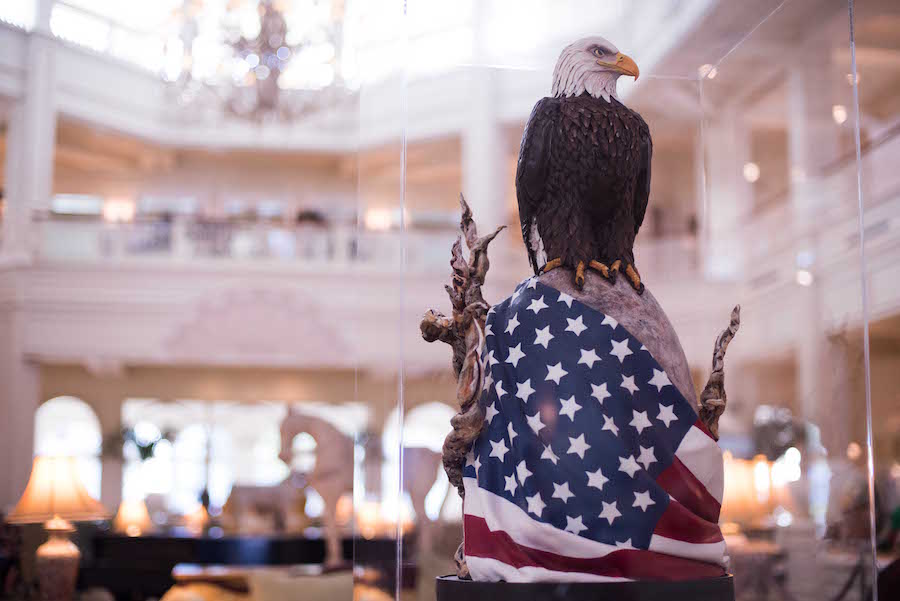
[609,260,621,284]
[574,261,586,290]
[624,262,644,295]
[588,260,610,279]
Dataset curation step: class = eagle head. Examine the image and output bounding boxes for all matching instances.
[551,36,639,102]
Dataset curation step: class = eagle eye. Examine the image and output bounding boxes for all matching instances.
[592,47,604,58]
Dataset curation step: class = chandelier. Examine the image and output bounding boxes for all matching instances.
[169,0,353,123]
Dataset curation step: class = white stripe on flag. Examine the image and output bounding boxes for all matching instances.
[464,477,620,559]
[467,556,632,583]
[648,534,727,566]
[675,426,724,503]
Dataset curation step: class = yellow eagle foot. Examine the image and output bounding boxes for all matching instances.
[540,258,644,294]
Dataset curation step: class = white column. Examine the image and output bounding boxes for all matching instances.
[0,310,40,510]
[460,4,507,234]
[700,111,753,280]
[787,54,841,218]
[786,48,844,451]
[2,13,58,260]
[0,0,56,508]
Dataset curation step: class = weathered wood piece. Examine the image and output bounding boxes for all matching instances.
[420,194,504,578]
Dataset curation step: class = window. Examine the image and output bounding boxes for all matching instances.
[34,396,103,500]
[121,399,309,514]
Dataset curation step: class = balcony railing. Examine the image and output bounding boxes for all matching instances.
[30,214,710,288]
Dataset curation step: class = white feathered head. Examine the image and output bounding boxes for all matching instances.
[551,36,640,102]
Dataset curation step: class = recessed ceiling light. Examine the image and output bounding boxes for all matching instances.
[832,104,847,125]
[795,269,814,287]
[742,162,760,183]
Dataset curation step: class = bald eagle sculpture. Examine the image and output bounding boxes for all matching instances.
[422,37,741,587]
[518,37,650,292]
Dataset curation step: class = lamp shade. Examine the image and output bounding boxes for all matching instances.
[6,456,107,524]
[113,499,153,536]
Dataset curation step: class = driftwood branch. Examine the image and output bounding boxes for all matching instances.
[699,305,741,440]
[420,194,504,578]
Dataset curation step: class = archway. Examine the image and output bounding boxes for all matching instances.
[34,396,103,500]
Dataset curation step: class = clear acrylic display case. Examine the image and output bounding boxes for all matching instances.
[350,1,889,600]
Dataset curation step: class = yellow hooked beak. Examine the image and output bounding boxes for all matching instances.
[598,52,640,80]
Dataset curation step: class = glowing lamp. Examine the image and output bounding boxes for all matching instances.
[6,456,108,601]
[113,499,153,537]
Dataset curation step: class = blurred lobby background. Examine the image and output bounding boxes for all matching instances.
[0,0,899,600]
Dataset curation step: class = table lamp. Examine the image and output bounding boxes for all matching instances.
[113,499,153,537]
[6,456,108,601]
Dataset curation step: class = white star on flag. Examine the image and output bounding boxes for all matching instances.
[621,374,640,395]
[507,422,517,442]
[591,382,611,403]
[485,402,499,423]
[633,490,656,512]
[484,323,493,336]
[602,414,619,436]
[559,396,581,420]
[487,305,496,315]
[545,362,568,384]
[467,451,481,476]
[640,344,649,352]
[495,381,507,399]
[511,287,523,301]
[586,467,609,491]
[601,314,618,329]
[504,474,518,494]
[541,444,559,465]
[490,438,509,461]
[505,313,520,334]
[484,371,493,390]
[630,410,652,433]
[615,538,635,550]
[516,460,532,484]
[526,412,545,434]
[526,277,539,289]
[567,434,590,459]
[486,350,498,366]
[526,493,546,516]
[648,368,672,391]
[534,325,554,348]
[637,445,657,469]
[618,455,641,478]
[599,501,621,525]
[557,292,574,308]
[565,515,587,534]
[516,379,535,402]
[565,315,588,336]
[552,481,574,503]
[527,296,548,314]
[657,403,678,427]
[506,343,526,367]
[579,348,601,368]
[610,339,633,363]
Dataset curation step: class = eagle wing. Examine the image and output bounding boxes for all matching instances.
[516,97,559,274]
[633,119,653,236]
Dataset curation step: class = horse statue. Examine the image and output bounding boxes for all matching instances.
[279,408,355,567]
[402,445,450,552]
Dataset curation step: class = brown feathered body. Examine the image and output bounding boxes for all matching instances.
[516,93,652,273]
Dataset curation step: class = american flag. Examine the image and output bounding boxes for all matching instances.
[463,277,727,582]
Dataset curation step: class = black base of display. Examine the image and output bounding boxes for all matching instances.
[436,574,734,601]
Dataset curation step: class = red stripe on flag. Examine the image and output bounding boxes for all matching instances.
[465,515,726,581]
[653,497,723,544]
[655,456,721,524]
